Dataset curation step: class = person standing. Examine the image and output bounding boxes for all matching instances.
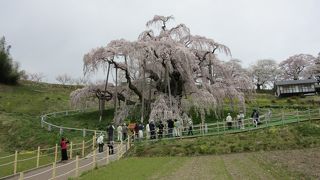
[226,113,233,130]
[138,122,144,139]
[107,140,114,155]
[175,120,181,137]
[167,119,174,138]
[107,124,115,142]
[158,121,164,139]
[251,109,259,127]
[117,125,123,142]
[239,111,245,129]
[122,123,128,141]
[187,119,193,135]
[146,123,150,139]
[149,120,156,139]
[97,133,104,153]
[60,137,69,161]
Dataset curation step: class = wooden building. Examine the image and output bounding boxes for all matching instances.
[274,79,319,97]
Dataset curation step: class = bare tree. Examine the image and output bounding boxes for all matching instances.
[250,59,279,90]
[28,72,45,82]
[279,54,315,80]
[71,15,254,125]
[56,74,72,85]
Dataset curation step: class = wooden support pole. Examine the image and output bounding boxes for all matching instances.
[54,144,58,163]
[83,129,86,137]
[75,155,79,177]
[52,162,56,179]
[217,123,219,133]
[19,172,24,180]
[14,150,18,174]
[36,146,40,168]
[82,140,85,157]
[106,147,109,164]
[117,144,120,160]
[70,142,73,159]
[92,149,96,169]
[297,110,299,122]
[92,135,95,151]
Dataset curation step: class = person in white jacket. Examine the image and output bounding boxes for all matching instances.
[146,123,150,139]
[226,113,233,129]
[97,133,104,153]
[117,125,123,142]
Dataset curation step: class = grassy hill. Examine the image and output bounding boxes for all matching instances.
[0,81,75,153]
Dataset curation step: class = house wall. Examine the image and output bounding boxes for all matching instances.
[278,83,316,96]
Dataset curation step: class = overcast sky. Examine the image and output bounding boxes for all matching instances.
[1,0,319,83]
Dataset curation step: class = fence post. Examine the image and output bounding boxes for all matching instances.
[52,162,56,179]
[117,143,120,160]
[59,128,63,135]
[54,144,58,163]
[36,146,40,168]
[70,142,73,159]
[19,172,24,180]
[205,123,208,134]
[75,155,79,177]
[92,135,95,151]
[66,111,68,116]
[14,150,18,174]
[41,116,44,128]
[83,129,86,137]
[297,110,299,123]
[48,124,51,131]
[217,123,219,133]
[92,148,96,169]
[82,140,85,157]
[106,146,109,164]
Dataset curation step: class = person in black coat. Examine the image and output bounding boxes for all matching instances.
[107,124,115,142]
[149,121,156,139]
[158,121,164,139]
[167,119,174,138]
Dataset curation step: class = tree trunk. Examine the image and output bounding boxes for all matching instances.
[257,84,261,90]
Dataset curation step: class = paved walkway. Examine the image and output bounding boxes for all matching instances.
[5,143,125,180]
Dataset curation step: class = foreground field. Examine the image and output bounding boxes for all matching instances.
[77,148,320,180]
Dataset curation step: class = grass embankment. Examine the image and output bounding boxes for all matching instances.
[0,81,78,152]
[128,120,320,156]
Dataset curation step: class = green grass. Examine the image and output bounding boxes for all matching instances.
[76,157,187,180]
[77,150,316,179]
[127,120,320,157]
[0,81,84,153]
[46,109,115,131]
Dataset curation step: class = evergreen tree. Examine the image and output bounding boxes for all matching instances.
[0,36,20,85]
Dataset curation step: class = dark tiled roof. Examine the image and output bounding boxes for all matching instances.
[274,79,318,86]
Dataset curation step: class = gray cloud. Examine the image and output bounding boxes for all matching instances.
[1,0,319,82]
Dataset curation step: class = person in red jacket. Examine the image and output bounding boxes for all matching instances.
[60,137,69,161]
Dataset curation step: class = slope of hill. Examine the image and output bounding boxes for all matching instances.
[0,81,75,153]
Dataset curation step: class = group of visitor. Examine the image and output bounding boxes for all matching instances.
[225,109,264,129]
